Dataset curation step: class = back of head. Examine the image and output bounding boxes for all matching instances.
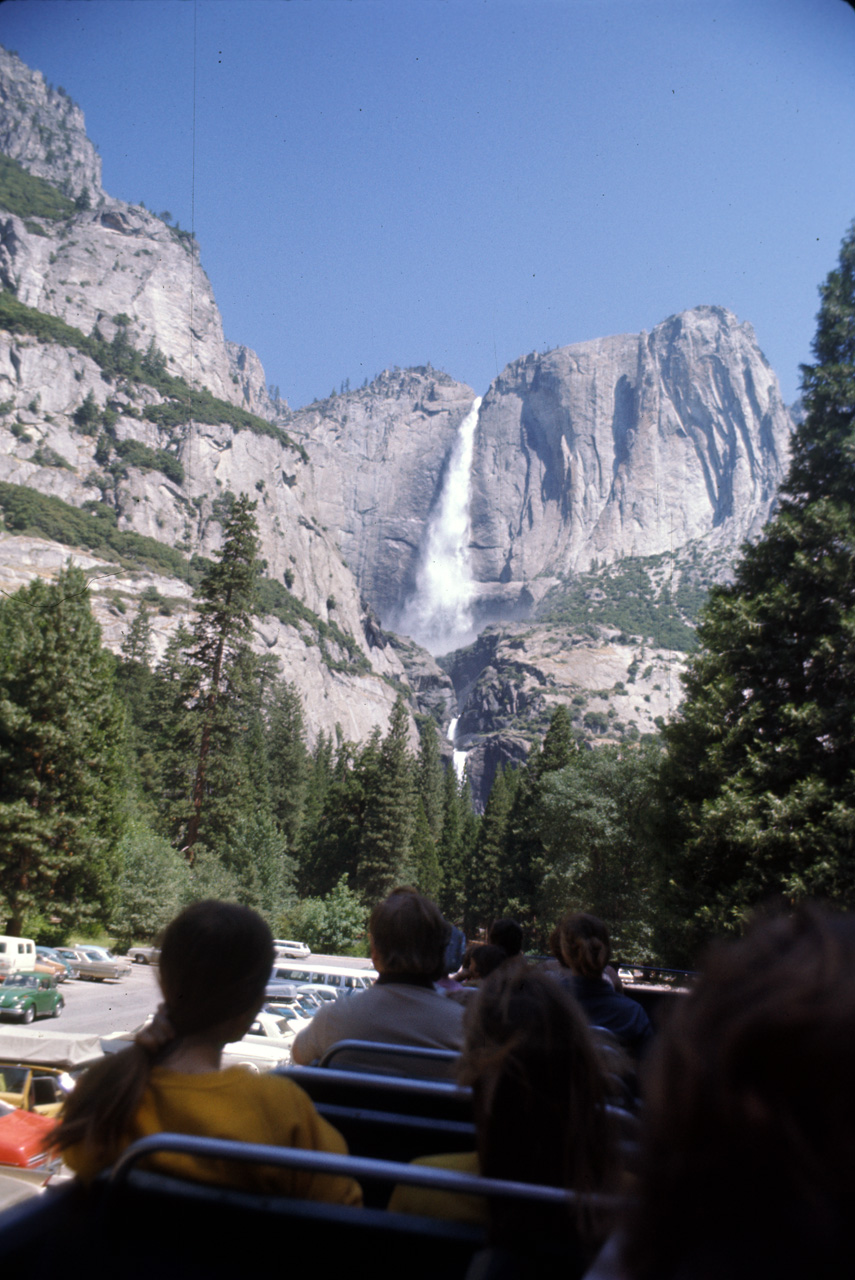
[369,886,450,980]
[55,901,273,1162]
[461,964,616,1199]
[470,943,507,981]
[624,905,855,1278]
[488,917,523,957]
[159,900,274,1035]
[558,911,611,978]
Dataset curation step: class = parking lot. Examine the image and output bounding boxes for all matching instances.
[1,964,161,1040]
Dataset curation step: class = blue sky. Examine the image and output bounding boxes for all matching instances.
[1,0,854,408]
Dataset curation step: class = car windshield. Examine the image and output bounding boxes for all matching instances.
[4,975,37,989]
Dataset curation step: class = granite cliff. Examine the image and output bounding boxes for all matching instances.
[0,45,796,800]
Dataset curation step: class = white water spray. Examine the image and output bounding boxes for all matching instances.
[396,396,482,655]
[447,715,468,784]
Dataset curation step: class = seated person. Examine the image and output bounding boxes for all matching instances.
[556,911,653,1059]
[388,963,623,1264]
[488,917,524,960]
[291,887,465,1065]
[620,906,855,1280]
[54,900,360,1205]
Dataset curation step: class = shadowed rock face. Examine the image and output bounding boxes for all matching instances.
[466,307,792,621]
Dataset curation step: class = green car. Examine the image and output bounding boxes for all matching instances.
[0,974,64,1023]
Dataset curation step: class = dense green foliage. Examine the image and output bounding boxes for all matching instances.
[0,153,75,221]
[659,220,855,961]
[0,567,125,935]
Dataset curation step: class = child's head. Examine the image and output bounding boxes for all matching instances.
[158,900,273,1036]
[461,963,618,1209]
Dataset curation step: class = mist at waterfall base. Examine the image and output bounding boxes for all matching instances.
[392,397,483,657]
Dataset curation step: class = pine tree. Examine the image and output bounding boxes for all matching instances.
[466,763,520,935]
[409,798,444,901]
[358,696,416,902]
[415,717,445,844]
[183,494,262,856]
[266,680,309,849]
[0,566,125,933]
[661,220,855,959]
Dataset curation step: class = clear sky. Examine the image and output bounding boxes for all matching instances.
[1,0,854,408]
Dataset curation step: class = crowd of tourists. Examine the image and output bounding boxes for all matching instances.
[50,887,853,1279]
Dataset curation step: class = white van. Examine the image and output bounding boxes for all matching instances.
[0,937,37,978]
[269,961,378,993]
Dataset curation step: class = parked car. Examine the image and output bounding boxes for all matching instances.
[127,946,160,965]
[0,1098,56,1172]
[0,1029,103,1114]
[101,1013,294,1073]
[68,948,132,982]
[272,939,311,960]
[269,961,377,992]
[52,949,82,979]
[0,975,63,1024]
[262,1001,313,1032]
[34,949,72,983]
[0,937,37,979]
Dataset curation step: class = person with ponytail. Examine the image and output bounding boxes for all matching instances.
[54,901,361,1204]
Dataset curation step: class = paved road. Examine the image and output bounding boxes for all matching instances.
[2,964,161,1040]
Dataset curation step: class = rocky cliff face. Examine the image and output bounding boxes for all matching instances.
[0,44,798,799]
[467,308,791,622]
[292,308,792,637]
[0,46,104,201]
[284,367,476,620]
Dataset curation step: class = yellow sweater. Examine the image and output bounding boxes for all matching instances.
[65,1065,361,1205]
[387,1150,486,1225]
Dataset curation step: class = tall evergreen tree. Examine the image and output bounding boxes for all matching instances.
[503,705,579,937]
[182,494,262,856]
[661,220,855,960]
[415,717,445,844]
[358,696,416,902]
[266,680,309,850]
[0,566,125,933]
[438,763,467,922]
[466,763,520,935]
[409,798,444,901]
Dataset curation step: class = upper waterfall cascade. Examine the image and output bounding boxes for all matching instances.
[394,396,482,655]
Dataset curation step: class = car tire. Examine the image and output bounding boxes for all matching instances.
[53,999,63,1017]
[134,955,145,964]
[22,1004,35,1024]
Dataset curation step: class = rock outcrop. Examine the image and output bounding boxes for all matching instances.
[0,47,103,201]
[466,308,791,622]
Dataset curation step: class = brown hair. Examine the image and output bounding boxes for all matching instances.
[461,962,620,1252]
[54,901,273,1162]
[557,911,611,978]
[623,906,855,1278]
[369,886,450,980]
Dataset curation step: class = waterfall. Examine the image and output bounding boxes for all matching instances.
[395,396,482,655]
[447,715,468,784]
